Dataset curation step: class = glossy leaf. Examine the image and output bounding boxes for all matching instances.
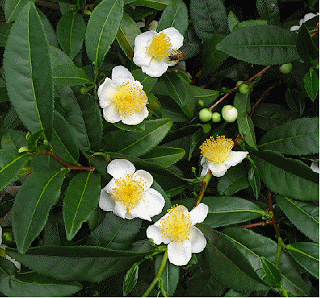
[296,24,318,63]
[155,254,180,296]
[0,269,81,297]
[276,195,319,243]
[157,0,188,35]
[304,67,319,101]
[286,242,319,278]
[217,164,250,196]
[6,245,151,282]
[247,157,261,200]
[1,130,27,150]
[132,69,157,93]
[56,12,86,59]
[216,25,299,65]
[116,12,141,60]
[85,0,124,66]
[38,8,58,47]
[228,11,239,32]
[50,45,73,65]
[260,257,282,287]
[250,150,319,201]
[198,225,270,291]
[123,263,139,296]
[131,0,170,10]
[141,146,185,168]
[0,153,29,191]
[107,118,173,157]
[201,196,264,228]
[53,64,92,86]
[63,172,101,240]
[223,227,311,296]
[12,156,66,254]
[190,0,228,39]
[256,0,280,24]
[234,90,258,149]
[162,73,187,108]
[3,2,54,141]
[4,0,35,23]
[0,23,12,47]
[188,85,219,106]
[259,118,319,155]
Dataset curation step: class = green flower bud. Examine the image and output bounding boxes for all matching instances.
[199,108,213,122]
[18,147,29,153]
[211,112,221,122]
[222,105,238,122]
[3,232,13,242]
[198,100,204,106]
[279,63,293,74]
[239,84,250,94]
[236,81,244,86]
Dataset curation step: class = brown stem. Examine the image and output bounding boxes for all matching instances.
[240,220,272,229]
[193,171,212,208]
[249,85,274,118]
[43,151,95,172]
[269,193,281,238]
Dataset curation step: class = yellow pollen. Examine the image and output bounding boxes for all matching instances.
[147,32,172,60]
[159,205,192,242]
[110,174,146,211]
[113,81,148,117]
[199,135,234,164]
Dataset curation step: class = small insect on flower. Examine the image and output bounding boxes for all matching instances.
[168,50,184,62]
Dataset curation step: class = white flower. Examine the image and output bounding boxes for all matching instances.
[146,203,208,266]
[99,159,165,221]
[310,161,319,173]
[0,227,21,270]
[221,105,238,122]
[133,27,184,77]
[290,12,319,31]
[199,135,248,177]
[98,66,149,125]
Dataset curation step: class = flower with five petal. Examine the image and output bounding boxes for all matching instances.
[133,27,184,77]
[199,135,249,177]
[99,159,165,221]
[146,203,208,266]
[98,66,149,125]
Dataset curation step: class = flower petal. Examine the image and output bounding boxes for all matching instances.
[146,224,170,245]
[121,106,149,125]
[134,169,153,189]
[167,240,192,266]
[200,158,210,176]
[111,65,134,85]
[225,151,248,167]
[129,202,152,221]
[113,201,128,219]
[208,162,228,177]
[133,31,155,66]
[189,227,207,253]
[99,189,115,211]
[142,188,165,218]
[0,226,2,245]
[107,159,136,179]
[162,27,184,49]
[141,59,169,77]
[189,203,208,225]
[103,104,121,123]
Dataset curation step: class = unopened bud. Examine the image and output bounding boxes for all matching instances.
[239,84,250,94]
[199,108,213,122]
[279,63,293,74]
[198,100,204,106]
[211,112,221,122]
[221,105,238,122]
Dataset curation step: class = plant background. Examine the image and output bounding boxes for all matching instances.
[0,0,318,296]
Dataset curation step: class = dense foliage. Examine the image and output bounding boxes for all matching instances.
[0,0,318,296]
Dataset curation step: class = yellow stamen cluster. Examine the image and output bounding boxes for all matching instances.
[159,205,192,242]
[110,174,147,211]
[147,32,172,60]
[199,135,234,164]
[113,81,148,117]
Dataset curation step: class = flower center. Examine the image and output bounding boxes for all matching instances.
[159,205,192,242]
[147,32,172,60]
[110,174,146,211]
[113,81,148,117]
[199,135,234,164]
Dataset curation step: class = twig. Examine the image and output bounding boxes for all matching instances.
[269,193,281,238]
[240,220,272,229]
[193,171,212,208]
[249,86,274,118]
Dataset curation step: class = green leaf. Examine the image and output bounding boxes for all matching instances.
[228,11,239,32]
[87,212,142,250]
[223,227,310,296]
[0,148,18,168]
[85,0,124,66]
[260,257,282,287]
[107,118,173,157]
[63,172,101,240]
[199,225,269,291]
[5,0,36,23]
[234,91,257,149]
[304,67,319,101]
[190,0,228,39]
[38,8,58,47]
[49,45,73,65]
[155,254,180,296]
[157,0,188,35]
[162,72,187,108]
[123,263,139,296]
[201,196,264,228]
[1,130,27,150]
[141,146,185,168]
[216,25,299,65]
[0,153,29,191]
[286,242,319,278]
[131,0,170,10]
[217,163,250,196]
[250,150,318,201]
[12,157,66,254]
[188,85,219,106]
[3,2,54,141]
[116,12,141,60]
[259,118,319,155]
[56,12,86,59]
[53,64,92,85]
[296,24,318,63]
[0,23,12,47]
[6,245,152,282]
[256,0,280,24]
[276,195,319,243]
[0,270,81,297]
[247,157,261,200]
